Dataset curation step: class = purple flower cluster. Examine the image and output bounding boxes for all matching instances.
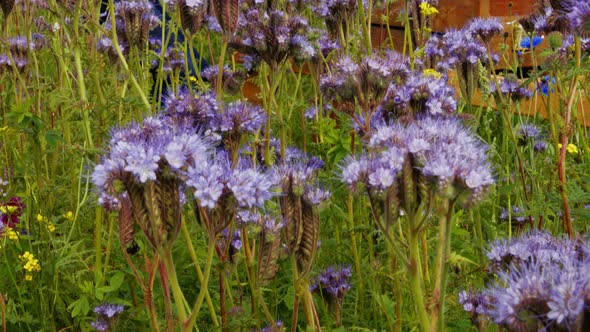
[565,0,590,35]
[97,0,160,57]
[320,52,412,129]
[515,122,548,151]
[185,153,276,210]
[92,117,210,194]
[90,303,124,331]
[343,116,493,203]
[201,65,245,95]
[311,266,352,300]
[313,0,358,39]
[162,87,265,146]
[0,35,46,73]
[463,232,590,331]
[150,47,186,74]
[490,75,533,102]
[424,27,492,74]
[274,150,328,205]
[378,71,457,121]
[230,7,316,68]
[466,17,504,44]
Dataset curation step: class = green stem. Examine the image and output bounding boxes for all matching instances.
[180,219,219,327]
[408,223,430,332]
[216,38,228,102]
[107,0,151,111]
[184,237,216,332]
[431,199,455,332]
[162,251,188,324]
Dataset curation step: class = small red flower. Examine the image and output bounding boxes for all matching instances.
[0,196,25,228]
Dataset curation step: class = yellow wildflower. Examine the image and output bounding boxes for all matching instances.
[0,205,17,214]
[47,223,56,233]
[19,251,41,273]
[567,144,579,154]
[189,76,198,83]
[558,143,579,154]
[64,211,74,221]
[5,228,19,241]
[36,214,44,222]
[25,274,33,281]
[419,1,439,16]
[423,68,442,79]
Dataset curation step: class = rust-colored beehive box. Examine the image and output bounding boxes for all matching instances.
[372,0,537,30]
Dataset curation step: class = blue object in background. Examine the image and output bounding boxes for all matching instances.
[538,75,556,95]
[520,35,543,49]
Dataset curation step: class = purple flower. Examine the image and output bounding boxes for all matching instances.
[94,303,124,318]
[466,17,504,43]
[211,101,265,134]
[93,116,212,196]
[201,65,245,95]
[566,0,590,34]
[91,303,124,331]
[491,76,533,102]
[186,163,225,209]
[312,266,352,300]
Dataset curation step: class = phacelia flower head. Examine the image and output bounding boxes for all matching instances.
[90,303,124,331]
[230,7,316,68]
[378,71,457,122]
[93,116,211,250]
[311,265,352,300]
[466,232,590,331]
[466,17,504,44]
[565,0,590,35]
[491,75,533,102]
[201,65,245,95]
[345,116,494,205]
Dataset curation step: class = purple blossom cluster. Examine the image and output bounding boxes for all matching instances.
[515,122,548,151]
[150,46,186,74]
[0,35,46,73]
[162,87,265,144]
[311,266,352,300]
[490,75,533,102]
[378,71,457,121]
[229,7,316,68]
[90,303,124,331]
[461,232,590,331]
[320,51,412,129]
[201,65,245,95]
[185,153,277,210]
[274,150,328,206]
[342,116,493,204]
[499,206,529,226]
[92,116,210,193]
[97,0,160,57]
[465,17,504,44]
[312,0,359,39]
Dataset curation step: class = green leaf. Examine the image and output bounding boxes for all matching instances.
[109,271,126,291]
[68,296,89,318]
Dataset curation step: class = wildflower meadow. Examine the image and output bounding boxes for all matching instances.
[2,0,590,331]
